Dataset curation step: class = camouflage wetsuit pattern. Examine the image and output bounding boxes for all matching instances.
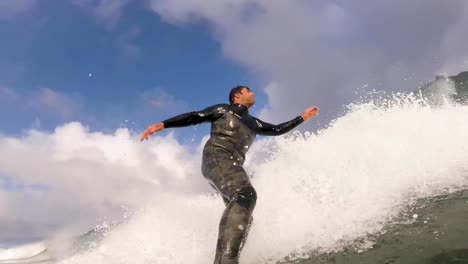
[163,103,303,264]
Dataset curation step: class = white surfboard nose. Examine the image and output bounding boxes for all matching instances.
[0,242,52,264]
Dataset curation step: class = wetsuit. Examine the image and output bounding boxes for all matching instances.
[163,103,303,264]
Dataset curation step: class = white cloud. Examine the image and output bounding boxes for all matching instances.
[0,84,192,133]
[0,0,37,20]
[118,26,142,59]
[0,86,19,99]
[140,87,189,111]
[0,86,84,132]
[27,87,82,119]
[73,0,132,28]
[72,0,141,59]
[148,0,251,26]
[95,0,132,28]
[147,0,468,128]
[0,122,206,242]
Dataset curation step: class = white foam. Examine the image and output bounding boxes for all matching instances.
[0,242,47,261]
[51,96,468,264]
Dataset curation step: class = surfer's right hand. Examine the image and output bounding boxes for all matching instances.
[141,123,165,141]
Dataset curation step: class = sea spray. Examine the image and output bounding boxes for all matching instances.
[53,94,468,264]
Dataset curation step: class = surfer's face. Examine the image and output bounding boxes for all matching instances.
[235,88,255,108]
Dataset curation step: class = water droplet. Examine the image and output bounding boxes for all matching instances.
[238,225,244,230]
[233,162,237,166]
[412,214,418,219]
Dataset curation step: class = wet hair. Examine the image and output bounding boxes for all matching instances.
[229,85,250,105]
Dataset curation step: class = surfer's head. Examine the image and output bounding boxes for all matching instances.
[229,85,255,108]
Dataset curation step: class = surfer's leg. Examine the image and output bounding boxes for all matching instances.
[202,148,256,263]
[238,215,253,254]
[214,186,256,264]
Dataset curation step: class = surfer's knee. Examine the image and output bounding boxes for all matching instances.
[232,186,257,212]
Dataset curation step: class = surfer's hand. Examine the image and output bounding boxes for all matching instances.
[141,123,165,141]
[301,106,319,121]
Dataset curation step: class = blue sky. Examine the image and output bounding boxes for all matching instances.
[0,0,266,139]
[2,0,468,139]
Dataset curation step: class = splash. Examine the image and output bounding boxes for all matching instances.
[242,96,468,262]
[49,94,468,264]
[3,94,468,264]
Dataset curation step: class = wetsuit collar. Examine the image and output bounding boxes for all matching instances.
[231,103,249,116]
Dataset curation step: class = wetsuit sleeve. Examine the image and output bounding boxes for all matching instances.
[162,104,226,128]
[253,116,304,136]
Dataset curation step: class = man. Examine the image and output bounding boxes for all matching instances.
[141,86,318,263]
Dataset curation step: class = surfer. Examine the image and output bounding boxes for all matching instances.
[141,86,318,263]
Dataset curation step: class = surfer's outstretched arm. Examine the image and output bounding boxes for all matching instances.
[254,106,318,136]
[140,104,226,141]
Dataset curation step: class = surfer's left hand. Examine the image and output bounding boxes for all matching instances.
[301,106,319,121]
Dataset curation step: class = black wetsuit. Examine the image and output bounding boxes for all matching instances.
[163,103,303,264]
